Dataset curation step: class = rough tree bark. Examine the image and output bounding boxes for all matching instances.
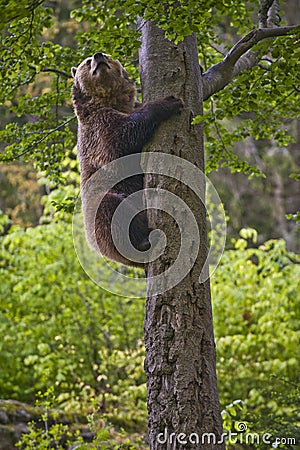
[139,22,225,450]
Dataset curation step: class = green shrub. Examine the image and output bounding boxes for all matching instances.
[0,220,145,404]
[212,232,300,448]
[1,221,299,444]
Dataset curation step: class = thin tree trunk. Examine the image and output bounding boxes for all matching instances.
[139,21,225,450]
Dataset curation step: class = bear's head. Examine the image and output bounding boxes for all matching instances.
[71,53,137,114]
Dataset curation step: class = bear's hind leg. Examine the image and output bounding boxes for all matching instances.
[95,192,150,267]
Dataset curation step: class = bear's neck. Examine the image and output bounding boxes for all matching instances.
[94,93,135,113]
[72,84,136,117]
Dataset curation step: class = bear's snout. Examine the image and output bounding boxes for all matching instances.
[92,53,110,75]
[93,52,105,60]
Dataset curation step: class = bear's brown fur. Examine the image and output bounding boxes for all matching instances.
[72,52,183,267]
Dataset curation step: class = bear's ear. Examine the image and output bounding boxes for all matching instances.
[71,67,77,78]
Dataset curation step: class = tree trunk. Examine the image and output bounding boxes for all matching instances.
[139,21,225,450]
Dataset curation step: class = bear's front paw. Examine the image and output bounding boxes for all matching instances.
[163,96,184,113]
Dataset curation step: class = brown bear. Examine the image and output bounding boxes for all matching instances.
[71,52,183,267]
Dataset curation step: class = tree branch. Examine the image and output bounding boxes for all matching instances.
[2,0,45,25]
[202,25,300,100]
[28,65,71,78]
[1,116,76,162]
[40,67,71,78]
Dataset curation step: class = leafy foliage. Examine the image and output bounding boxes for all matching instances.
[0,1,77,182]
[213,231,300,447]
[0,218,145,406]
[0,0,299,182]
[201,36,300,174]
[1,218,299,442]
